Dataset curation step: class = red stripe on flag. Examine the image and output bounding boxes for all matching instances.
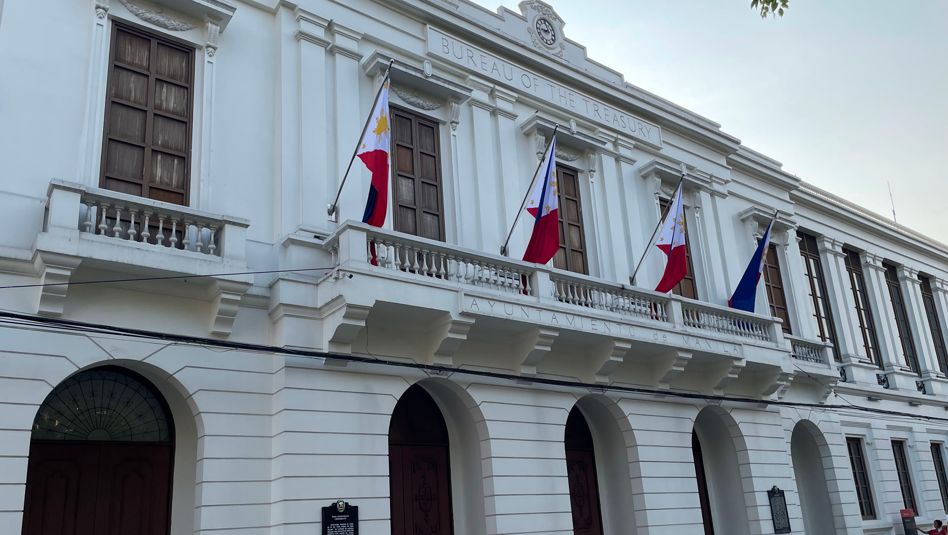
[655,244,688,293]
[523,209,559,265]
[359,149,389,227]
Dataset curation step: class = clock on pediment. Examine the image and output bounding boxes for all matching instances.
[520,0,566,57]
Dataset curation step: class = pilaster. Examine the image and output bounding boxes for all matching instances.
[492,87,522,257]
[898,266,941,392]
[783,228,816,339]
[296,10,331,232]
[815,237,862,361]
[862,252,917,391]
[694,188,728,304]
[469,80,498,251]
[329,22,364,225]
[931,277,948,374]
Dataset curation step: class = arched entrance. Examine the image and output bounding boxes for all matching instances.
[791,421,835,535]
[565,405,604,535]
[389,384,453,535]
[22,366,174,535]
[692,407,750,535]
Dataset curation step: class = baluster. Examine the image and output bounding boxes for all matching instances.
[156,216,166,246]
[141,212,151,244]
[127,210,137,241]
[523,271,532,295]
[182,220,192,250]
[207,225,218,255]
[399,244,410,271]
[437,253,446,279]
[83,203,95,232]
[196,223,206,253]
[112,207,123,238]
[98,203,109,235]
[420,249,430,276]
[169,218,179,248]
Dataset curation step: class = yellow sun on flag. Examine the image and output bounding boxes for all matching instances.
[372,114,389,136]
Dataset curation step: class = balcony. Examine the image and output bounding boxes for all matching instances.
[314,222,838,397]
[32,180,250,335]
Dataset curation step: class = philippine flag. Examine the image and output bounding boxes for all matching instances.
[522,136,559,265]
[654,183,688,293]
[359,82,391,227]
[728,216,775,312]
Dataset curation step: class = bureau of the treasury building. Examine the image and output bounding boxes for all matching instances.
[2,1,948,534]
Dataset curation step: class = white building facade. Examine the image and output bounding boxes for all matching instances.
[1,1,948,534]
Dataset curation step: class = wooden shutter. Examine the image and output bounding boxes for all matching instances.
[844,249,880,366]
[798,233,840,361]
[884,263,920,374]
[658,197,697,299]
[553,165,588,274]
[762,244,792,334]
[390,106,445,241]
[101,23,193,205]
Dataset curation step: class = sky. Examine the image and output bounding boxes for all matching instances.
[470,0,948,243]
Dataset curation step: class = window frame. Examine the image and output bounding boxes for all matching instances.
[799,233,840,361]
[657,196,698,300]
[552,163,589,275]
[891,439,918,515]
[762,242,792,334]
[846,436,876,520]
[932,442,948,514]
[389,104,446,242]
[920,276,948,375]
[844,248,881,367]
[100,20,195,206]
[884,263,920,374]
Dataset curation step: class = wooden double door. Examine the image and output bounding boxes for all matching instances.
[565,407,604,535]
[22,441,172,535]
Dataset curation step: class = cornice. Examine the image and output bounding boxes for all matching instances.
[727,147,799,192]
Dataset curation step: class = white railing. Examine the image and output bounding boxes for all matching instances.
[327,224,536,296]
[680,299,777,343]
[787,335,830,365]
[45,180,248,261]
[550,271,669,323]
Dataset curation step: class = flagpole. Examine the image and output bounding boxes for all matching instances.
[327,59,395,219]
[500,123,558,256]
[629,164,687,286]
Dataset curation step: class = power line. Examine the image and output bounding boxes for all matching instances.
[1,310,947,424]
[0,266,336,290]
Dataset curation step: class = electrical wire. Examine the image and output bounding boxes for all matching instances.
[0,266,337,290]
[2,310,948,424]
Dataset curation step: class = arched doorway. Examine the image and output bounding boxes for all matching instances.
[692,408,750,535]
[389,384,453,535]
[22,366,174,535]
[565,406,604,535]
[791,421,835,535]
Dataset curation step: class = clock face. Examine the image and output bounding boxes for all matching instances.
[535,17,556,46]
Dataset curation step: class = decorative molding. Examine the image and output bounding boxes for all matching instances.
[118,0,199,31]
[448,101,461,131]
[391,85,442,111]
[519,0,566,58]
[95,0,110,18]
[205,21,220,57]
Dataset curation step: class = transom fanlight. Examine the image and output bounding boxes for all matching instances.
[31,367,172,443]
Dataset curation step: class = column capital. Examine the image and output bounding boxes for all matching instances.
[861,251,886,271]
[816,235,845,257]
[934,277,948,294]
[897,265,921,285]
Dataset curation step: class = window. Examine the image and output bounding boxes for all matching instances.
[846,437,876,519]
[921,276,948,374]
[101,23,194,205]
[762,243,792,334]
[885,263,920,374]
[553,165,588,275]
[799,233,840,361]
[892,440,918,515]
[658,197,697,299]
[931,443,948,513]
[844,249,880,366]
[390,106,445,241]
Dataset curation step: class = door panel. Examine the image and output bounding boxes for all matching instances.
[390,444,452,535]
[95,444,172,535]
[565,448,604,535]
[22,443,99,535]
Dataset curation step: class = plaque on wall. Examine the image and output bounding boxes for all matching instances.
[767,486,791,534]
[322,500,358,535]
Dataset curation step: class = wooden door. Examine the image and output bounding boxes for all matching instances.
[389,385,453,535]
[564,407,603,535]
[23,442,172,535]
[553,165,588,274]
[391,107,445,241]
[692,431,715,535]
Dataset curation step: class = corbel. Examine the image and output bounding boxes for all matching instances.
[208,279,250,336]
[515,327,558,377]
[426,313,476,366]
[655,349,692,389]
[590,339,632,384]
[33,252,82,317]
[760,369,794,398]
[321,300,372,357]
[710,357,746,395]
[95,0,110,18]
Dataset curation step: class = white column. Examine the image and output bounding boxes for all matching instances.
[197,22,219,210]
[492,88,522,257]
[329,23,364,226]
[782,228,817,339]
[931,277,948,374]
[694,189,729,304]
[584,153,607,278]
[816,237,863,361]
[77,0,112,185]
[469,85,497,251]
[598,150,630,280]
[898,266,940,382]
[297,13,331,232]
